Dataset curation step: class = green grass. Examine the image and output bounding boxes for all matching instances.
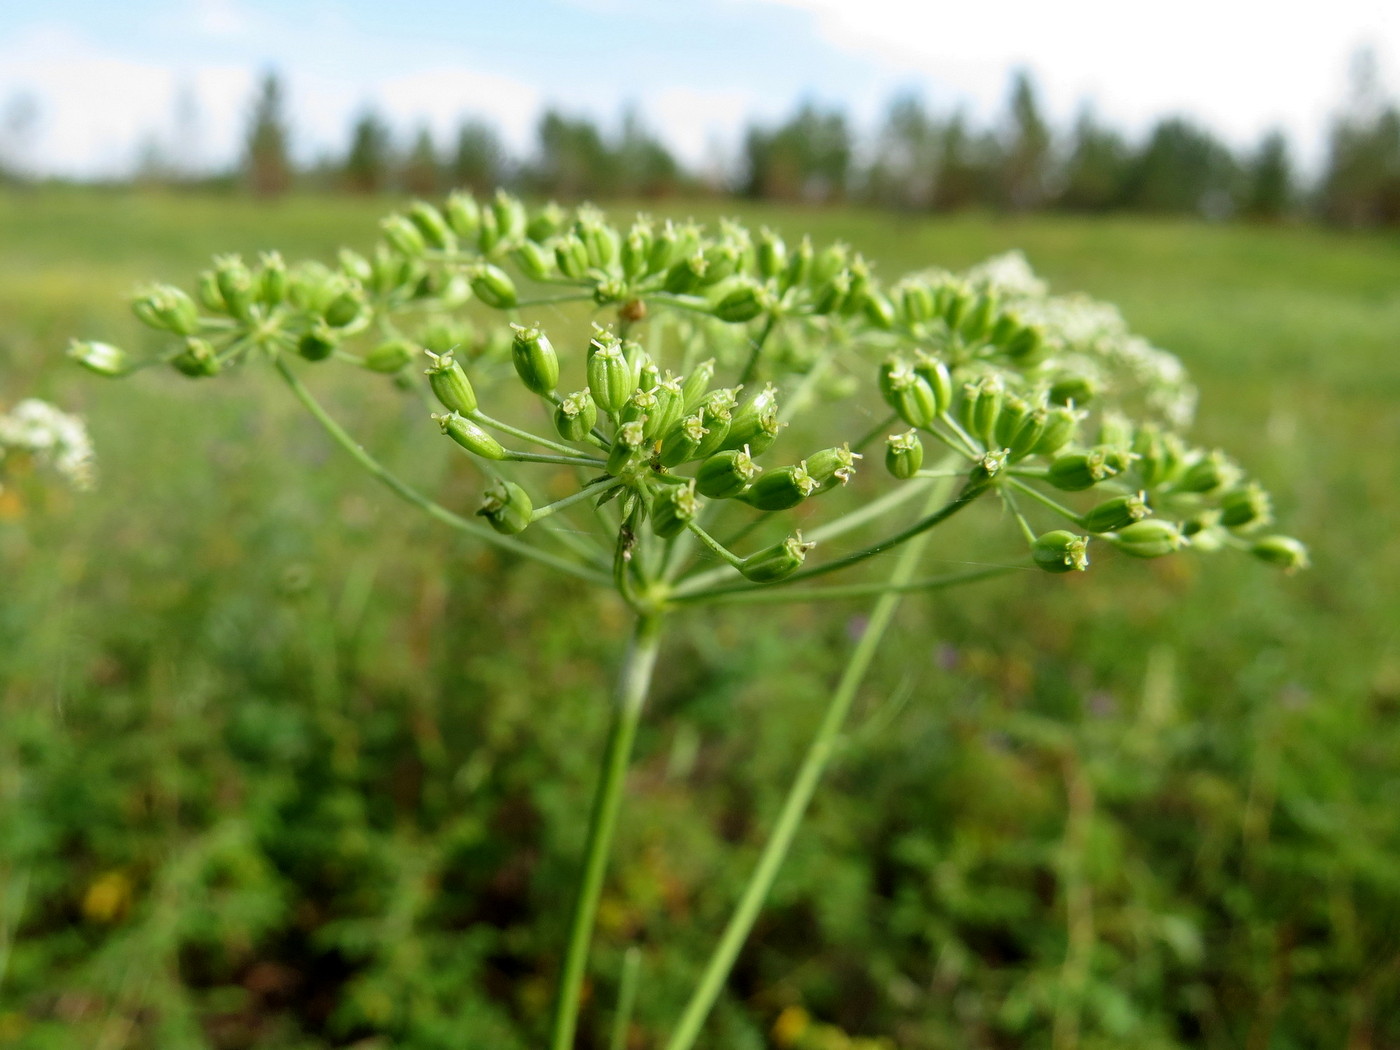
[2,191,1399,1049]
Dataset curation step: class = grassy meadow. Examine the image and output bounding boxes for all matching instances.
[1,191,1398,1049]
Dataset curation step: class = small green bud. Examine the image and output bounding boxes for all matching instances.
[1083,492,1151,533]
[214,255,255,320]
[132,284,200,335]
[959,293,998,342]
[576,211,619,269]
[1003,323,1046,364]
[1111,519,1185,559]
[805,444,860,489]
[740,532,814,583]
[587,336,638,416]
[1133,425,1186,488]
[469,264,517,309]
[477,480,532,535]
[196,269,226,312]
[969,448,1010,484]
[620,221,653,280]
[1096,412,1134,449]
[1250,535,1309,572]
[1176,450,1240,494]
[1033,530,1090,573]
[741,463,818,511]
[756,228,787,280]
[436,412,505,460]
[424,351,479,415]
[593,276,628,306]
[862,290,896,329]
[621,387,658,431]
[444,192,481,241]
[606,419,650,475]
[696,447,760,499]
[363,339,415,374]
[381,214,427,257]
[912,353,954,415]
[725,385,784,453]
[993,396,1034,450]
[659,412,709,467]
[68,340,129,377]
[491,190,528,245]
[1049,373,1097,407]
[780,236,814,293]
[959,375,1005,445]
[884,366,938,429]
[170,337,220,378]
[651,480,699,539]
[810,272,851,315]
[510,324,559,395]
[297,322,339,362]
[711,278,768,323]
[322,281,365,328]
[885,430,924,479]
[692,396,734,460]
[897,282,937,326]
[527,201,567,243]
[1007,407,1049,461]
[554,234,591,279]
[338,248,373,284]
[1220,483,1273,529]
[648,375,685,440]
[257,251,287,306]
[511,240,555,281]
[664,252,707,294]
[1048,448,1121,491]
[554,389,598,443]
[1032,406,1080,457]
[406,201,455,252]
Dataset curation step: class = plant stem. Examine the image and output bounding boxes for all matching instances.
[471,410,584,456]
[609,947,643,1050]
[503,451,608,468]
[671,564,1019,605]
[273,358,608,585]
[548,612,665,1050]
[530,478,623,523]
[684,520,745,568]
[738,314,779,387]
[664,485,952,1050]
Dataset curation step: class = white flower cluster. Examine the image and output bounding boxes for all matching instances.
[0,397,95,491]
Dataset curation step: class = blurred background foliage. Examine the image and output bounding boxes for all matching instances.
[0,191,1398,1049]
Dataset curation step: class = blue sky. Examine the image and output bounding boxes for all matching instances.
[1,0,1397,176]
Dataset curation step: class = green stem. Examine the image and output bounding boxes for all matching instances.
[1007,476,1086,527]
[664,486,951,1050]
[609,947,643,1050]
[671,564,1018,605]
[548,612,665,1050]
[515,293,597,308]
[530,478,624,523]
[503,451,608,468]
[850,411,900,455]
[273,358,608,586]
[684,520,745,569]
[738,314,779,387]
[471,410,584,456]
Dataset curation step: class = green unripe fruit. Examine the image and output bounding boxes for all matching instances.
[959,293,998,342]
[741,464,818,511]
[884,368,938,429]
[621,388,658,431]
[739,533,814,583]
[577,212,619,269]
[444,192,481,241]
[1004,323,1046,364]
[1033,531,1090,573]
[959,376,1005,445]
[1176,450,1240,494]
[912,353,954,415]
[1048,448,1121,491]
[587,338,638,416]
[805,444,860,489]
[659,412,709,467]
[196,269,226,313]
[756,227,787,280]
[711,278,767,323]
[648,375,685,440]
[363,339,415,374]
[701,241,742,286]
[424,351,478,415]
[322,282,365,328]
[651,481,699,539]
[1083,492,1151,533]
[1250,535,1309,572]
[257,251,287,305]
[68,340,129,377]
[664,253,707,294]
[477,480,532,535]
[469,264,517,309]
[171,337,220,378]
[862,291,896,329]
[726,385,781,449]
[1007,407,1049,461]
[511,240,555,281]
[1111,519,1185,559]
[131,284,200,336]
[606,420,649,475]
[1096,412,1134,449]
[696,447,760,499]
[492,190,528,245]
[555,235,591,279]
[886,430,924,479]
[510,324,559,395]
[810,272,850,315]
[780,236,813,293]
[381,214,427,257]
[297,322,339,362]
[1133,425,1186,488]
[994,396,1034,450]
[1220,483,1273,529]
[692,398,733,460]
[436,412,505,460]
[1049,373,1097,407]
[1033,406,1080,457]
[554,390,598,443]
[620,222,653,281]
[407,201,455,252]
[897,282,937,326]
[527,202,567,243]
[213,255,255,320]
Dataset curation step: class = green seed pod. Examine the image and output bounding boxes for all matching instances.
[1133,425,1186,488]
[711,278,768,323]
[467,264,517,310]
[970,448,1010,484]
[606,420,649,475]
[444,192,481,242]
[811,242,848,285]
[1048,448,1120,491]
[1004,323,1046,364]
[1176,450,1240,494]
[896,282,937,326]
[1083,492,1151,533]
[756,227,787,280]
[424,351,478,415]
[296,322,339,362]
[257,251,287,306]
[696,447,760,499]
[131,284,200,336]
[958,376,1005,445]
[491,190,528,245]
[322,281,365,328]
[810,272,851,316]
[1220,483,1273,529]
[511,240,555,281]
[912,353,953,416]
[659,412,709,467]
[647,220,681,274]
[588,338,638,416]
[510,324,559,395]
[725,385,784,453]
[337,248,372,284]
[171,337,221,378]
[993,396,1034,450]
[554,389,598,443]
[1112,519,1185,559]
[527,201,567,243]
[577,213,619,270]
[877,357,907,403]
[648,375,685,440]
[554,234,591,279]
[477,480,532,535]
[651,480,699,539]
[959,293,998,343]
[885,430,924,479]
[1032,406,1080,458]
[381,214,427,257]
[1250,535,1309,572]
[406,201,455,252]
[700,241,742,287]
[213,255,255,320]
[664,252,707,294]
[861,290,896,330]
[780,236,814,294]
[1007,407,1049,461]
[1033,531,1090,573]
[620,223,653,281]
[805,444,860,489]
[196,269,226,313]
[742,463,818,511]
[1049,373,1097,407]
[68,340,129,376]
[620,388,658,432]
[1182,512,1227,553]
[363,338,415,374]
[1096,412,1134,449]
[740,532,815,583]
[693,398,734,460]
[436,412,505,460]
[593,276,627,306]
[880,365,936,429]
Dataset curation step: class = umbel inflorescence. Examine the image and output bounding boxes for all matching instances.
[71,191,1305,605]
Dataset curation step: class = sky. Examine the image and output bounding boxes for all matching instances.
[0,0,1397,178]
